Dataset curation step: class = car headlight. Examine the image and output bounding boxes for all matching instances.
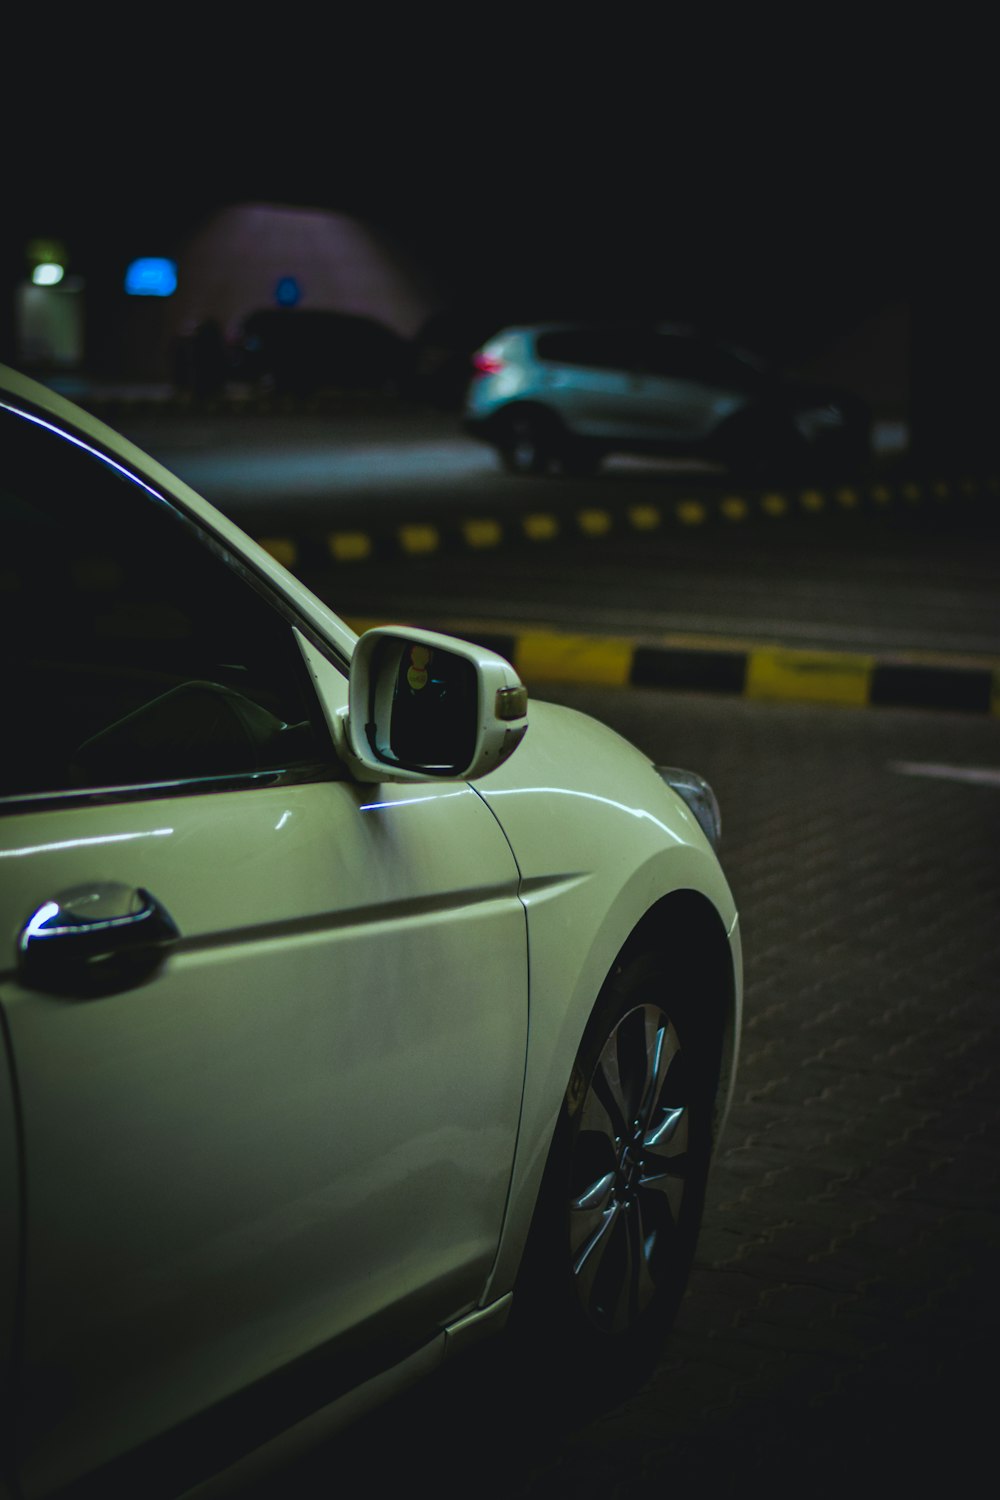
[656,766,722,850]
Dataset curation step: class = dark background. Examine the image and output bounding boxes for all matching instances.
[7,136,920,353]
[4,56,996,465]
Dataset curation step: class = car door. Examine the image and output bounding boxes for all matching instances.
[536,328,656,441]
[639,335,754,443]
[0,401,527,1497]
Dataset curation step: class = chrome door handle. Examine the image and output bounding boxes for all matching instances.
[18,883,180,996]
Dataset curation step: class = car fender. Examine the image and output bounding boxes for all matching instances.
[472,699,741,1303]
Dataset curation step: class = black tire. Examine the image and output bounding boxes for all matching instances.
[510,949,713,1410]
[496,409,555,476]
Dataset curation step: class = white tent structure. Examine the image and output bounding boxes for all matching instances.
[169,202,437,343]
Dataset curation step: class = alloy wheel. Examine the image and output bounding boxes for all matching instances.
[568,1003,690,1333]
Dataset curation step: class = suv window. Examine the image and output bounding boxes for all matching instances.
[647,337,766,391]
[535,328,654,374]
[0,405,327,802]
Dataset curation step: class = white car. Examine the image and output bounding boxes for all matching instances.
[463,322,871,477]
[0,363,741,1499]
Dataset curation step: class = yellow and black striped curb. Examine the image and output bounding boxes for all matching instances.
[342,619,1000,715]
[256,476,1000,567]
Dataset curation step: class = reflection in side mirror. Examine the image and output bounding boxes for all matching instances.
[370,636,479,774]
[340,626,528,783]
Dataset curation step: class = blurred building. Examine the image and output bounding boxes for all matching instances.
[168,202,436,358]
[14,279,85,370]
[7,203,440,384]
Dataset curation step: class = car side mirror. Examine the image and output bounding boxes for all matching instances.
[338,626,528,782]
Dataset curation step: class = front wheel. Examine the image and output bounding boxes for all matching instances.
[511,950,713,1404]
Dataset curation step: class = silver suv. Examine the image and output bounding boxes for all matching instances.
[463,323,871,479]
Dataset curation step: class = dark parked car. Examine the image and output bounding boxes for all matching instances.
[235,309,407,397]
[406,308,511,409]
[464,322,872,479]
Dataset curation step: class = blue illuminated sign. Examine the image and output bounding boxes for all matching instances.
[124,258,178,297]
[275,276,302,307]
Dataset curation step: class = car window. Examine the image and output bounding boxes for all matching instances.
[647,337,766,390]
[0,404,329,803]
[536,328,654,374]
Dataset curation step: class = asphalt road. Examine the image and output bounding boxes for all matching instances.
[111,403,1000,663]
[316,509,1000,662]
